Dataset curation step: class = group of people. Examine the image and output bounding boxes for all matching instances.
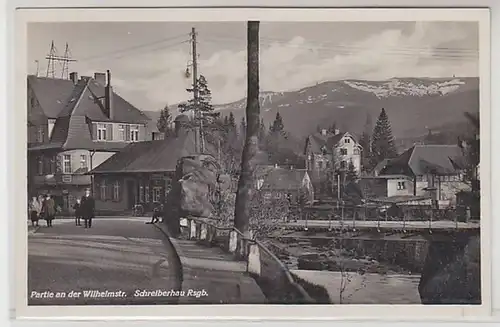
[28,189,96,229]
[29,194,57,227]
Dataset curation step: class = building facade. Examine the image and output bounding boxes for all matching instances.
[378,144,471,207]
[27,71,152,212]
[90,115,218,213]
[304,128,362,193]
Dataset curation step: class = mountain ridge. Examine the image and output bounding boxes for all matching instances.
[144,76,479,140]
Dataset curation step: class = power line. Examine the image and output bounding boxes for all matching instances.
[77,33,190,62]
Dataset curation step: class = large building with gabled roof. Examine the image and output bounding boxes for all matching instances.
[89,115,218,213]
[27,70,154,212]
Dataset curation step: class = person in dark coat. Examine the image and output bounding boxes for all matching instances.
[73,198,82,226]
[41,194,56,227]
[80,189,95,228]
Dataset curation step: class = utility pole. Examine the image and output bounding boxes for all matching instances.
[191,27,205,153]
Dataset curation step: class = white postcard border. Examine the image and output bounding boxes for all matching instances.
[10,6,492,320]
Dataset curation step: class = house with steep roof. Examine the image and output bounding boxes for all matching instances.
[303,128,362,192]
[27,71,153,212]
[378,144,470,206]
[254,165,314,204]
[89,115,218,213]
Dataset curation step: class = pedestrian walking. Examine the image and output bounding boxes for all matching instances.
[80,188,95,228]
[73,198,82,226]
[29,196,41,227]
[41,194,56,227]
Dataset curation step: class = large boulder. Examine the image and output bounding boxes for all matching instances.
[164,154,230,235]
[418,235,481,304]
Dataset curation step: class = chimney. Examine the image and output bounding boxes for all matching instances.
[69,72,78,85]
[104,70,114,120]
[334,128,340,135]
[94,72,106,85]
[321,129,327,136]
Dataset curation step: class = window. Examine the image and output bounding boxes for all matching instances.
[139,185,144,203]
[320,146,327,155]
[153,187,162,203]
[113,181,120,201]
[100,180,107,201]
[63,155,71,174]
[340,148,348,155]
[344,138,350,144]
[37,156,43,175]
[318,161,323,169]
[97,123,107,141]
[130,125,139,142]
[353,148,360,155]
[118,124,126,141]
[397,181,406,190]
[80,155,87,170]
[340,161,346,169]
[145,186,150,203]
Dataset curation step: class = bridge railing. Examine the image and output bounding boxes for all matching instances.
[182,216,315,303]
[288,204,478,231]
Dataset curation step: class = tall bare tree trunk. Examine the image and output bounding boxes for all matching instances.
[234,21,260,234]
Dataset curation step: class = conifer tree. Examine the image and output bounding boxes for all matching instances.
[156,104,172,135]
[345,160,359,183]
[178,74,219,123]
[258,118,267,146]
[269,112,285,135]
[371,108,398,165]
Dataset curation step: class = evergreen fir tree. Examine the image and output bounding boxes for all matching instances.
[269,112,285,135]
[156,104,172,135]
[371,108,398,165]
[240,117,246,140]
[223,115,229,126]
[229,112,236,129]
[258,118,267,146]
[178,74,219,123]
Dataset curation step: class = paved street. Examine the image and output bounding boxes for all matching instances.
[28,217,181,305]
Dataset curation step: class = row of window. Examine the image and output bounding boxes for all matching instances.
[316,160,352,170]
[36,154,87,175]
[98,180,121,202]
[138,185,163,203]
[95,123,140,142]
[415,174,462,182]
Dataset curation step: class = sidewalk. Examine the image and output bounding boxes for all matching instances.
[155,223,267,304]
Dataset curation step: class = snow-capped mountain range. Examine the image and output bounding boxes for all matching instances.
[145,77,479,139]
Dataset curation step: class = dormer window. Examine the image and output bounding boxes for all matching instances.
[97,123,107,141]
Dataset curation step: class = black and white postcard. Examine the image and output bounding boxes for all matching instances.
[12,7,491,320]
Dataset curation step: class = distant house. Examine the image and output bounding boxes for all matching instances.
[304,128,362,191]
[89,115,217,213]
[255,165,314,204]
[27,71,152,212]
[359,175,414,199]
[378,144,470,206]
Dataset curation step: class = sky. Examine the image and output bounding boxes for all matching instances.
[27,21,479,111]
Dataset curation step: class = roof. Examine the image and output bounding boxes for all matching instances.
[28,75,150,123]
[90,128,217,174]
[174,114,190,122]
[260,167,309,190]
[27,74,150,152]
[305,131,358,154]
[372,158,391,174]
[380,145,463,176]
